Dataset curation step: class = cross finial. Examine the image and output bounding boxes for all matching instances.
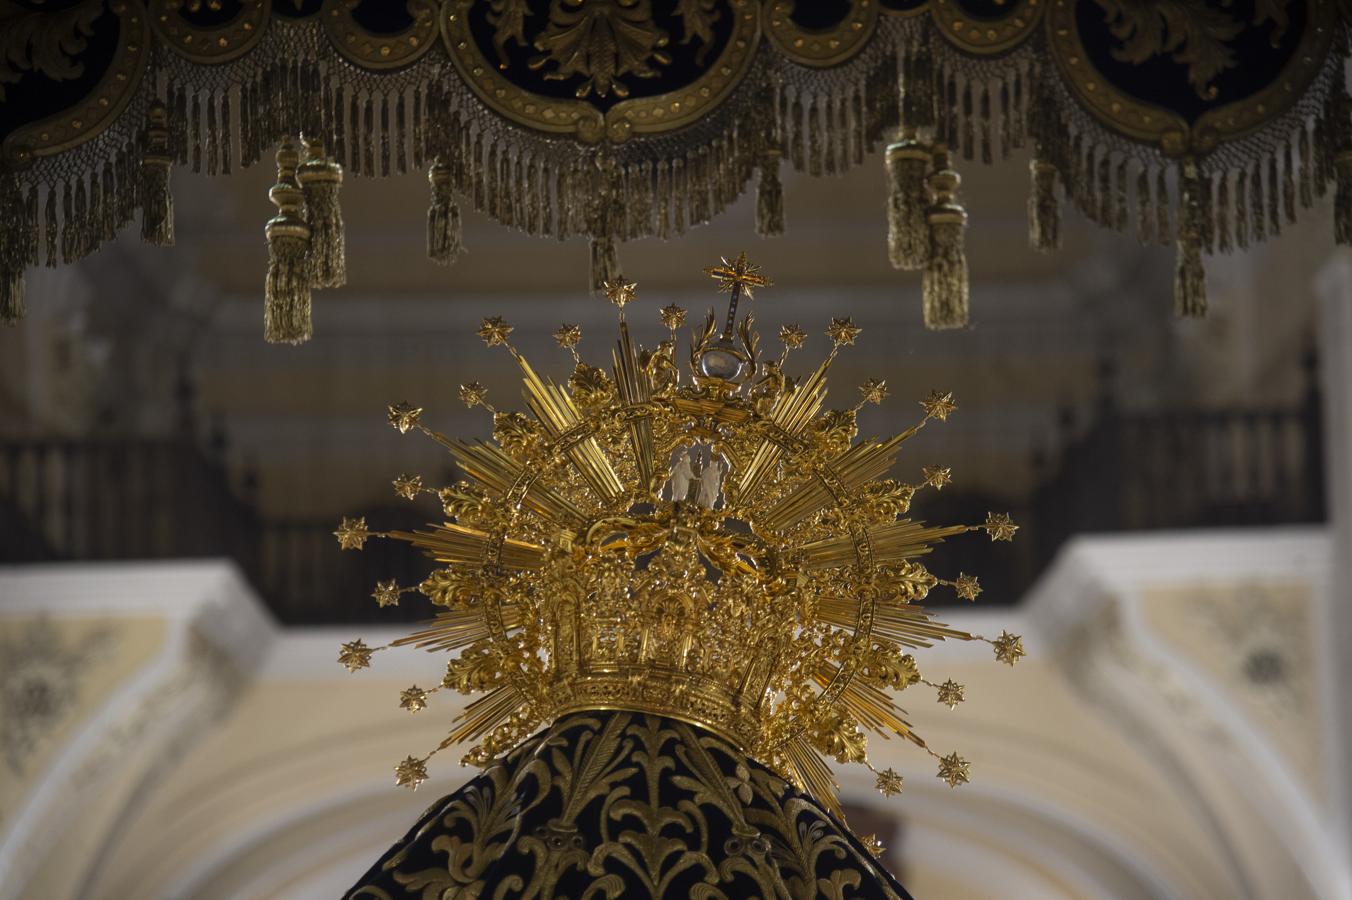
[703,252,771,338]
[704,251,771,299]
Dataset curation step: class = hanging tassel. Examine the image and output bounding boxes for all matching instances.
[1,266,21,324]
[590,236,619,293]
[1216,172,1232,254]
[1174,160,1207,318]
[298,134,346,287]
[921,146,968,329]
[264,137,312,344]
[755,148,785,237]
[1136,168,1154,244]
[0,175,25,323]
[1235,168,1249,249]
[140,98,174,246]
[1028,159,1060,252]
[886,133,931,270]
[426,158,464,264]
[1333,84,1352,244]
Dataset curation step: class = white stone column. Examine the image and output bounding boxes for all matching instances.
[1314,249,1352,898]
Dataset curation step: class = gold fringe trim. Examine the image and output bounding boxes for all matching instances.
[264,137,313,344]
[1174,161,1207,318]
[0,173,30,323]
[756,148,785,238]
[1028,159,1060,252]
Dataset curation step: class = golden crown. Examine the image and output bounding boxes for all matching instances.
[335,253,1023,814]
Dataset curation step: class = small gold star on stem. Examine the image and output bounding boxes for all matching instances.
[921,390,957,422]
[659,304,687,330]
[858,379,889,406]
[952,572,981,601]
[603,278,637,309]
[991,631,1026,666]
[394,755,429,789]
[874,767,904,797]
[826,317,862,346]
[478,316,514,347]
[983,512,1019,542]
[372,579,402,608]
[458,382,489,409]
[334,516,371,550]
[338,638,374,673]
[553,323,583,357]
[387,402,422,433]
[921,465,952,490]
[392,473,423,500]
[399,685,430,713]
[860,834,885,858]
[704,252,771,298]
[779,323,807,350]
[936,679,966,709]
[937,752,971,787]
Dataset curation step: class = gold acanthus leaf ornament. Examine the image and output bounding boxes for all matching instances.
[336,255,1024,812]
[0,0,103,102]
[1094,0,1291,99]
[530,0,673,99]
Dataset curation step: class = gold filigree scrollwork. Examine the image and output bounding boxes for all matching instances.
[2,1,150,169]
[0,0,104,101]
[1094,0,1291,100]
[931,0,1043,55]
[763,1,879,68]
[440,0,760,144]
[529,0,672,98]
[1046,0,1334,156]
[321,0,438,71]
[148,0,270,64]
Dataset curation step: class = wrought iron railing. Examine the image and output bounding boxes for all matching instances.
[0,352,1327,620]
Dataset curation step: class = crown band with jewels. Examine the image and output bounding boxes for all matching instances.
[335,253,1023,812]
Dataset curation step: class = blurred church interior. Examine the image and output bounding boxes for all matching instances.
[3,155,1350,899]
[4,5,1352,897]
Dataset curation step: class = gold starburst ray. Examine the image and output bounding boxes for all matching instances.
[439,438,586,528]
[799,521,968,570]
[737,356,832,502]
[394,606,525,652]
[445,685,527,745]
[387,524,547,569]
[817,669,916,738]
[612,321,657,491]
[872,605,978,646]
[513,353,624,504]
[784,737,843,819]
[760,432,912,532]
[867,521,972,565]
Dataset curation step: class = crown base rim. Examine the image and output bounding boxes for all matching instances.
[547,698,758,754]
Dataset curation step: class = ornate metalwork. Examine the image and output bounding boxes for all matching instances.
[336,256,1020,812]
[1,1,149,169]
[1047,0,1336,156]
